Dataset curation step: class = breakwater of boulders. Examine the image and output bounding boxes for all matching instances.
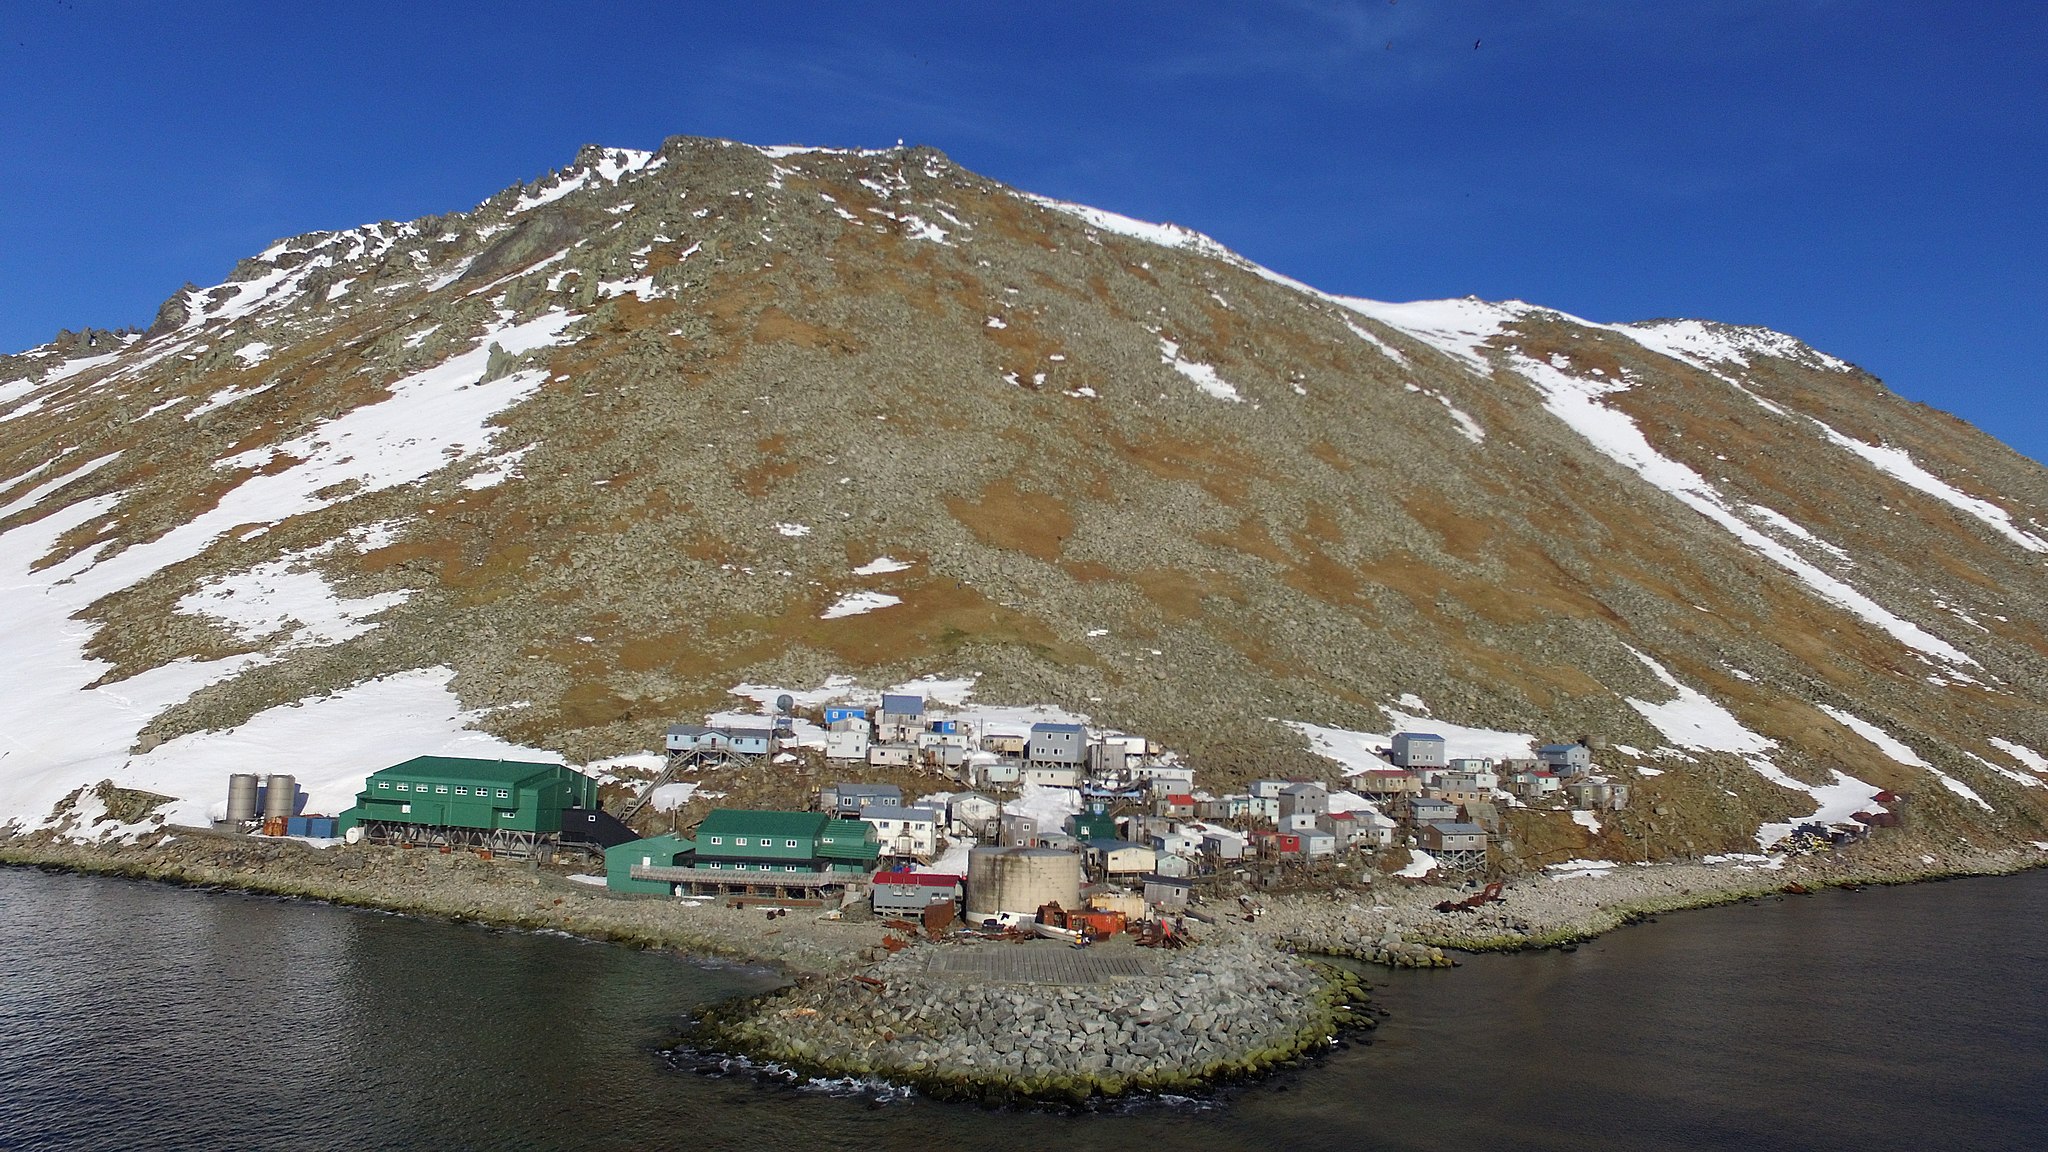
[684,937,1370,1104]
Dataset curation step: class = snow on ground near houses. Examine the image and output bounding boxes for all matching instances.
[820,590,901,619]
[0,496,263,830]
[0,313,581,833]
[851,555,912,575]
[1817,704,1992,811]
[1623,649,1886,847]
[919,837,975,876]
[1396,848,1438,879]
[1003,782,1080,830]
[76,310,577,597]
[1283,705,1535,777]
[1547,859,1620,880]
[646,782,702,811]
[107,668,557,829]
[1512,353,1974,670]
[177,554,410,651]
[1572,810,1603,835]
[722,675,1086,736]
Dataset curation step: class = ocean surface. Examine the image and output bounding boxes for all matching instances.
[3,865,2044,1151]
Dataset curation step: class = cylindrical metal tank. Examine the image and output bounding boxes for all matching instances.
[262,774,297,820]
[965,846,1081,920]
[225,774,260,824]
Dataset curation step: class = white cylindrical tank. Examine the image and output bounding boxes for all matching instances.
[965,846,1081,920]
[262,774,297,819]
[225,774,260,824]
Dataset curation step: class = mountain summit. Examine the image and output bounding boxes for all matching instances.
[3,136,2044,862]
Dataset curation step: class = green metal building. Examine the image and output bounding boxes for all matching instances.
[618,809,881,898]
[338,756,600,856]
[606,833,695,895]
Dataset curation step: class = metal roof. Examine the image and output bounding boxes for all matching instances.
[857,805,940,822]
[1393,731,1446,741]
[874,871,961,886]
[1428,821,1487,834]
[373,755,575,786]
[879,693,925,715]
[1030,722,1085,735]
[696,809,829,840]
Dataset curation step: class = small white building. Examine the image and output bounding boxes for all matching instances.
[946,792,1001,836]
[1022,763,1080,789]
[1201,830,1247,859]
[867,743,917,768]
[859,805,941,859]
[824,729,871,761]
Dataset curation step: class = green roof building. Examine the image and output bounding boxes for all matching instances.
[606,833,695,895]
[693,809,881,876]
[338,756,600,856]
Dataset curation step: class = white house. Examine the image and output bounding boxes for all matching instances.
[1022,763,1080,789]
[946,792,1001,836]
[859,805,941,859]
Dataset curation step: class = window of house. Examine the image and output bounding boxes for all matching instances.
[376,781,390,790]
[735,837,749,847]
[435,785,449,794]
[785,839,798,848]
[707,836,722,845]
[455,787,468,796]
[395,783,409,792]
[400,803,411,814]
[495,789,510,799]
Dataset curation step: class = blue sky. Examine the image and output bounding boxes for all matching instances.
[4,2,2042,461]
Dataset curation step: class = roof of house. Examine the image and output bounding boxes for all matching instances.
[1412,797,1457,808]
[1393,731,1447,742]
[375,755,575,786]
[1166,793,1195,804]
[1538,743,1584,753]
[873,871,963,887]
[1030,721,1086,735]
[879,693,925,715]
[1085,837,1149,852]
[1428,821,1488,835]
[696,809,829,840]
[857,805,940,822]
[1280,782,1327,795]
[1141,874,1192,888]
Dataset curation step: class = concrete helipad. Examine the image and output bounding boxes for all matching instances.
[920,940,1162,985]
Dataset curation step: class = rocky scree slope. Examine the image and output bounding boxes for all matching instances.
[2,136,2046,864]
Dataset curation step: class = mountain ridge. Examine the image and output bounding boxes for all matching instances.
[2,134,2044,866]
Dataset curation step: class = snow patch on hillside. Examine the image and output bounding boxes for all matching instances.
[177,555,410,651]
[821,590,901,619]
[1158,338,1243,403]
[77,311,575,596]
[1621,319,1851,374]
[1622,650,1887,847]
[1990,738,2048,775]
[1817,704,1991,810]
[0,451,120,521]
[1512,352,1975,669]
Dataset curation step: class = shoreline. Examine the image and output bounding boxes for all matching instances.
[6,829,2044,1102]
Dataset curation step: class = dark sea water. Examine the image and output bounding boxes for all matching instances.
[3,866,2044,1151]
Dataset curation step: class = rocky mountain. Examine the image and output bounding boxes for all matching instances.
[4,136,2045,865]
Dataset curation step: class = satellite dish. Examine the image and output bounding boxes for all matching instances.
[776,694,795,714]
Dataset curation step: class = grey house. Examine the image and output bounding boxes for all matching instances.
[1278,782,1329,822]
[1390,732,1448,770]
[823,782,903,817]
[1538,743,1594,776]
[1027,722,1086,766]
